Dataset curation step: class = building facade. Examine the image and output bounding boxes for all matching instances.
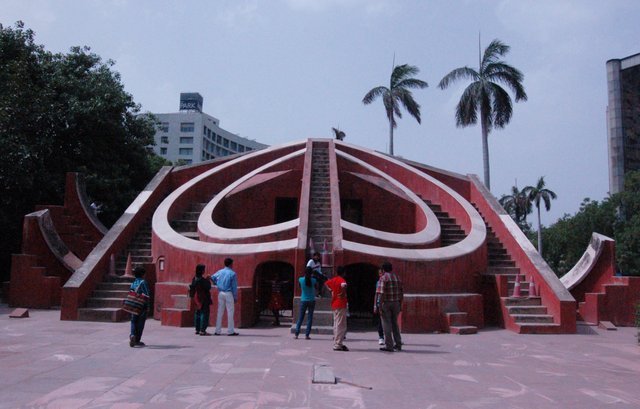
[607,53,640,194]
[151,93,267,165]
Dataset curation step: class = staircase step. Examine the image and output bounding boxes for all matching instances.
[517,323,562,334]
[96,282,132,291]
[507,305,548,315]
[449,325,477,335]
[512,314,554,324]
[503,296,542,306]
[86,297,125,308]
[77,307,129,322]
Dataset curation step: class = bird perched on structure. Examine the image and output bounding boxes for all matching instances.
[332,127,346,141]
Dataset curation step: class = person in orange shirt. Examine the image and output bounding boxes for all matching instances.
[324,266,348,351]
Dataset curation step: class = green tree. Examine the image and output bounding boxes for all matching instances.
[0,22,163,279]
[524,176,557,255]
[611,171,640,275]
[362,63,428,155]
[438,39,527,190]
[499,184,531,233]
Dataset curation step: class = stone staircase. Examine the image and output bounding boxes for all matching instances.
[77,220,152,322]
[170,202,207,240]
[57,208,100,260]
[478,212,560,333]
[419,199,476,334]
[291,142,335,335]
[308,142,333,253]
[423,199,467,246]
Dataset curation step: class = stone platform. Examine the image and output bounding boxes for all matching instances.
[0,306,639,408]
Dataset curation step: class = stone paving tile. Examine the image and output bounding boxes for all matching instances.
[1,307,640,408]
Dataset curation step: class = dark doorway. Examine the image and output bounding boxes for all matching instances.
[341,199,363,225]
[275,197,298,224]
[253,261,295,326]
[343,263,379,329]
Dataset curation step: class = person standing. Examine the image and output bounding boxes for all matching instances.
[189,264,212,336]
[374,268,385,345]
[294,267,317,339]
[129,266,150,347]
[306,252,327,297]
[375,261,403,352]
[325,266,348,351]
[211,258,239,336]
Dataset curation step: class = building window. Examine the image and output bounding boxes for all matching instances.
[183,159,192,164]
[160,147,167,155]
[180,122,195,132]
[161,136,169,144]
[180,137,193,144]
[179,148,193,155]
[223,138,229,148]
[238,145,245,152]
[216,134,222,144]
[246,147,252,151]
[230,141,237,151]
[159,122,169,132]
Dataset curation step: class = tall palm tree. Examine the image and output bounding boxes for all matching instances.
[438,39,527,190]
[362,63,428,155]
[499,184,531,232]
[524,176,557,255]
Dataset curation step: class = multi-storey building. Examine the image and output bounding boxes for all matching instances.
[151,93,267,165]
[606,53,640,194]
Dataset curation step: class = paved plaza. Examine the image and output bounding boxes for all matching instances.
[1,305,639,409]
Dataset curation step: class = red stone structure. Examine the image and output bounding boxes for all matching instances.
[9,139,639,333]
[9,173,106,308]
[561,233,640,326]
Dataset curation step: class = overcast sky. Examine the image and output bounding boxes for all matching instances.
[3,0,639,226]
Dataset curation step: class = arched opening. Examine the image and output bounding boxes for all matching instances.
[343,263,379,329]
[253,261,295,326]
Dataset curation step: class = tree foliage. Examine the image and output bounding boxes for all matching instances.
[438,39,527,190]
[499,184,532,233]
[0,22,164,279]
[523,176,557,255]
[362,63,428,155]
[535,171,640,277]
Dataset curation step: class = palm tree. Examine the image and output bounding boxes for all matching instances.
[499,184,531,232]
[362,63,428,155]
[524,176,557,255]
[438,39,527,190]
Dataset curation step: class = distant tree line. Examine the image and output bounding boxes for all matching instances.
[0,22,166,281]
[501,171,640,277]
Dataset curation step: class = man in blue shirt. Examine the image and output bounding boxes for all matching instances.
[211,258,239,336]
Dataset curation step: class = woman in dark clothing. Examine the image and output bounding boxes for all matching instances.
[189,264,212,335]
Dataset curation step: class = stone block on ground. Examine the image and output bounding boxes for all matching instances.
[9,308,29,318]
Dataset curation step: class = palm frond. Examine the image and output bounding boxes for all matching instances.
[391,64,420,86]
[362,86,388,105]
[455,84,479,127]
[481,39,509,69]
[397,89,422,123]
[489,83,513,128]
[438,67,477,89]
[397,78,428,90]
